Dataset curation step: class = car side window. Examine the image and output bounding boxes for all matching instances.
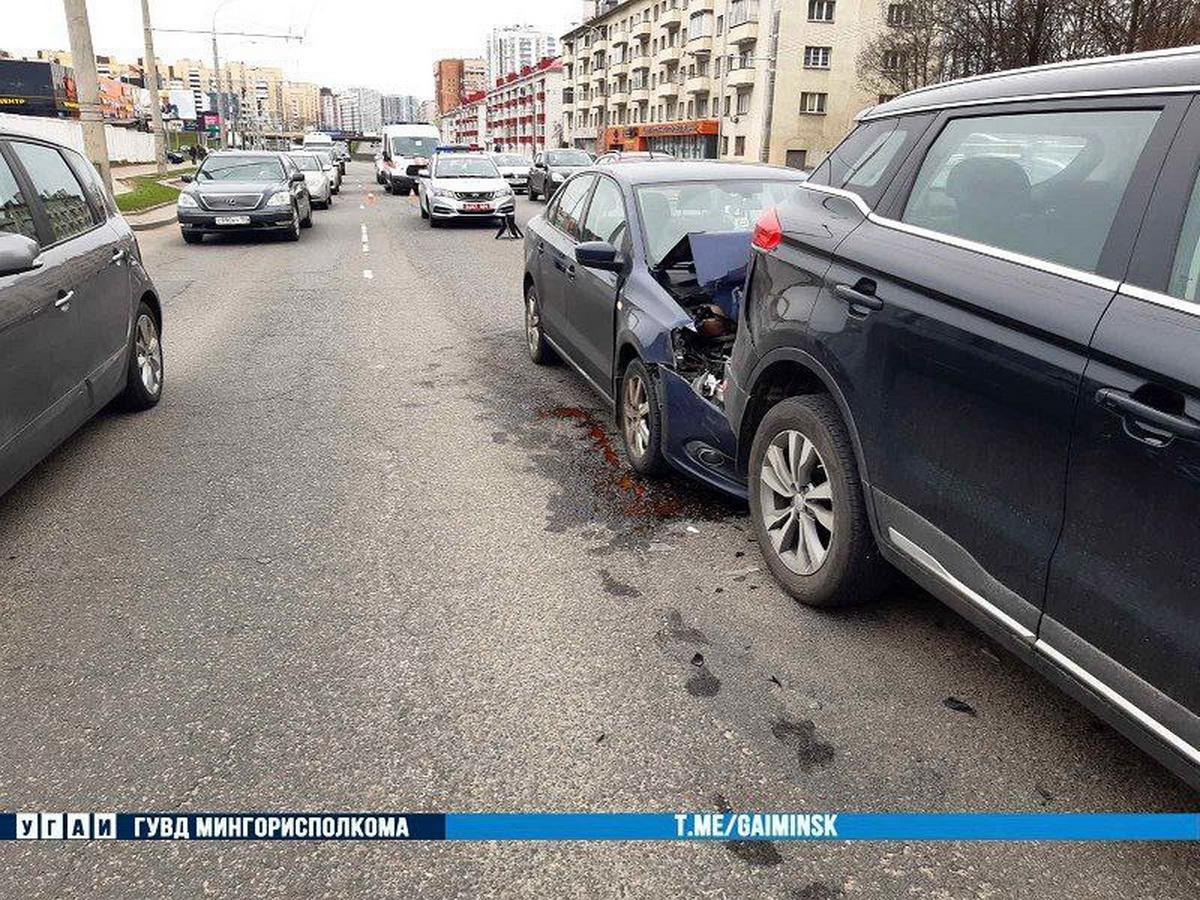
[807,117,922,205]
[64,148,115,219]
[901,109,1160,274]
[1167,171,1200,302]
[10,141,99,244]
[550,175,594,241]
[581,177,627,245]
[0,152,39,242]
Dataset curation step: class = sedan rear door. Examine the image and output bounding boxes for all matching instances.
[537,174,596,357]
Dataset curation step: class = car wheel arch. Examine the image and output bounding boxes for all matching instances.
[739,348,874,503]
[138,290,162,334]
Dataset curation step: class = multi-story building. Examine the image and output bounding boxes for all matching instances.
[319,87,338,131]
[440,91,488,146]
[337,86,383,134]
[433,58,486,115]
[282,81,321,131]
[562,0,885,166]
[381,93,424,125]
[486,57,563,154]
[485,25,560,85]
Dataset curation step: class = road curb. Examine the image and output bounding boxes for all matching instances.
[125,201,178,232]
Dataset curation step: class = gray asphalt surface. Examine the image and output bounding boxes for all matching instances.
[1,161,1196,897]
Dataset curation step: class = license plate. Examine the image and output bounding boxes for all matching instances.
[214,215,250,225]
[464,203,490,212]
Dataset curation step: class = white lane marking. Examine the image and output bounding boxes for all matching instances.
[363,269,373,279]
[359,204,365,210]
[360,224,369,243]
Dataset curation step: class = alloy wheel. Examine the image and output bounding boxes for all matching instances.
[135,313,163,396]
[622,373,651,459]
[759,429,834,575]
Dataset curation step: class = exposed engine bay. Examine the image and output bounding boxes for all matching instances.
[652,231,751,408]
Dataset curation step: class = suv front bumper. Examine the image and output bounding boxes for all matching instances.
[178,207,296,233]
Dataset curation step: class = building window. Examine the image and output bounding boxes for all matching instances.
[734,136,746,156]
[723,95,731,117]
[808,0,835,22]
[697,96,708,117]
[722,135,729,155]
[887,3,914,25]
[804,46,831,69]
[736,91,751,115]
[882,50,907,72]
[786,149,808,170]
[800,92,827,114]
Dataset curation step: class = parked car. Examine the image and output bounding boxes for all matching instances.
[0,132,163,498]
[595,150,675,165]
[288,151,333,208]
[165,149,186,164]
[491,152,533,193]
[725,48,1200,789]
[312,149,341,194]
[523,161,806,494]
[415,152,515,228]
[176,150,312,243]
[527,148,593,201]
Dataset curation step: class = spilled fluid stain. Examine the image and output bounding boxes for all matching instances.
[792,882,843,900]
[713,793,784,867]
[772,716,836,772]
[686,667,721,697]
[599,569,641,598]
[655,609,709,646]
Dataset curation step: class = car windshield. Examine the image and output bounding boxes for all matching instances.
[314,151,334,168]
[547,150,591,167]
[197,156,285,182]
[288,154,322,172]
[436,156,500,178]
[392,136,439,157]
[495,154,531,167]
[636,179,804,266]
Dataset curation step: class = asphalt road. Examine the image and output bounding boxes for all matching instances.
[1,161,1196,897]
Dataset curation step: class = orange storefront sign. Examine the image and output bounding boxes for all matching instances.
[603,119,718,150]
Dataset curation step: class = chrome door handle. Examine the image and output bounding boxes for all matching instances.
[55,290,74,310]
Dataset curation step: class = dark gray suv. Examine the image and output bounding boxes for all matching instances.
[0,133,163,498]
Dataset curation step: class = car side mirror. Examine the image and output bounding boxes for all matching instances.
[290,171,305,183]
[406,164,428,178]
[0,233,42,277]
[576,241,622,272]
[180,173,193,183]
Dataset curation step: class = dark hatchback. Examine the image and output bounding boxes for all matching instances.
[726,48,1200,788]
[177,151,312,243]
[523,161,807,496]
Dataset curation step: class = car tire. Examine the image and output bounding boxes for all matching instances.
[619,358,667,476]
[118,302,163,412]
[301,204,313,228]
[528,185,539,201]
[429,214,442,228]
[182,231,201,244]
[399,187,411,196]
[748,395,890,608]
[524,283,557,365]
[420,200,429,219]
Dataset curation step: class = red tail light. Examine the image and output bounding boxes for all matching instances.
[752,207,782,251]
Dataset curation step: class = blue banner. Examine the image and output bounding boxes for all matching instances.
[2,812,1197,842]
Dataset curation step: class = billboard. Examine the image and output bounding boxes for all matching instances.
[167,88,197,122]
[0,59,79,118]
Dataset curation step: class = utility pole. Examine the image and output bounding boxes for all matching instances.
[212,30,228,149]
[140,0,166,173]
[62,0,112,190]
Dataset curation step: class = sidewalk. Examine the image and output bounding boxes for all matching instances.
[123,203,177,232]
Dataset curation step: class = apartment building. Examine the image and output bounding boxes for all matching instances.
[337,86,383,134]
[561,0,885,165]
[486,25,560,84]
[486,57,564,154]
[440,91,488,146]
[434,58,487,115]
[281,81,321,131]
[381,94,424,125]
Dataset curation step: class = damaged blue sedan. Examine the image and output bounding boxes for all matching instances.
[522,161,807,498]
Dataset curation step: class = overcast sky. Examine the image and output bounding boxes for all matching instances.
[4,0,585,96]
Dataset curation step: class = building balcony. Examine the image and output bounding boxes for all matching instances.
[686,34,714,55]
[610,30,629,47]
[656,79,681,98]
[659,7,683,29]
[630,87,650,103]
[592,68,608,83]
[591,37,609,55]
[658,45,682,65]
[610,81,629,98]
[591,94,607,109]
[632,20,652,40]
[728,17,759,44]
[726,65,757,88]
[685,73,712,94]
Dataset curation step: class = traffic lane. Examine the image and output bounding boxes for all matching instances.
[0,163,1195,898]
[374,180,1200,887]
